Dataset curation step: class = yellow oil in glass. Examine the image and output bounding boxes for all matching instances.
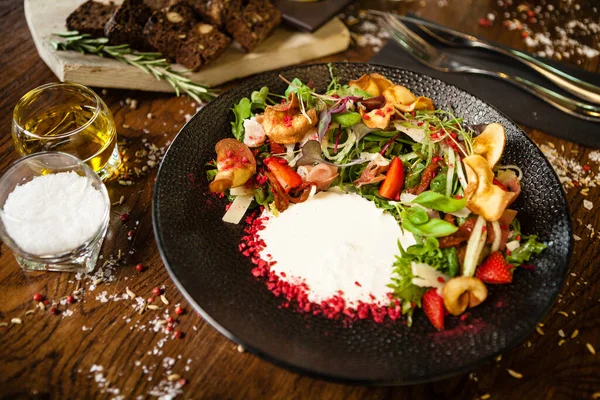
[12,83,121,179]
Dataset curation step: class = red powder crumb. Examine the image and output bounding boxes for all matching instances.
[355,281,362,287]
[282,115,293,128]
[478,17,492,27]
[240,214,402,324]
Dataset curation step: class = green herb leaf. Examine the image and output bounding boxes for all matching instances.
[446,247,459,277]
[254,186,273,206]
[507,235,547,266]
[331,112,362,127]
[231,97,252,141]
[285,78,305,97]
[402,218,459,237]
[411,191,466,213]
[403,207,429,225]
[405,163,425,189]
[395,237,460,278]
[250,86,269,110]
[430,172,447,194]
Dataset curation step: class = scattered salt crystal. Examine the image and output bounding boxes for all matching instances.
[589,151,600,163]
[1,172,106,255]
[62,309,73,317]
[584,200,593,210]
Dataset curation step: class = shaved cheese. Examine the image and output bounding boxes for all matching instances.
[506,240,521,252]
[449,207,471,218]
[455,157,468,191]
[411,262,450,289]
[400,193,417,203]
[394,121,426,143]
[230,186,253,196]
[358,152,390,166]
[222,195,253,224]
[285,144,296,163]
[463,215,487,277]
[491,220,501,252]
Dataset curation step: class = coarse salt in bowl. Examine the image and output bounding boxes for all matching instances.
[0,152,110,271]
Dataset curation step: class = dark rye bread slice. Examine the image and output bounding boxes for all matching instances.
[143,3,197,61]
[143,0,177,10]
[175,23,231,70]
[225,0,281,52]
[188,0,241,29]
[66,0,116,38]
[105,0,154,51]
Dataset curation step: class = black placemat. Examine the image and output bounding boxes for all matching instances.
[371,34,600,148]
[274,0,354,32]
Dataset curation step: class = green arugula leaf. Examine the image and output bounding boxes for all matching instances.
[334,85,373,99]
[402,218,459,238]
[231,97,252,141]
[411,191,466,213]
[331,112,362,127]
[507,235,547,266]
[206,169,217,181]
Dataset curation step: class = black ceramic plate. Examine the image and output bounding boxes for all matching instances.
[153,63,572,384]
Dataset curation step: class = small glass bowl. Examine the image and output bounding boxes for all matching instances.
[0,152,110,273]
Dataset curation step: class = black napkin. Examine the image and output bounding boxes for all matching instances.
[273,0,354,32]
[370,29,600,148]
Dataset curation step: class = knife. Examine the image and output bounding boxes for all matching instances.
[397,14,600,105]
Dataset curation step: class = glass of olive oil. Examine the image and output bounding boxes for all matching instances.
[12,82,121,180]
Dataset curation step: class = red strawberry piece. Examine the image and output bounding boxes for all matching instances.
[423,288,445,330]
[476,252,513,284]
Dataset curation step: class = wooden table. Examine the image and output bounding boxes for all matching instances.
[1,1,599,399]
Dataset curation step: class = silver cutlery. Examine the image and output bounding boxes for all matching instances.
[375,12,600,123]
[396,14,600,105]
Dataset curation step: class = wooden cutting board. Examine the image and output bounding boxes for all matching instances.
[24,0,351,92]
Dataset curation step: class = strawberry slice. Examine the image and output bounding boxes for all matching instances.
[422,288,445,330]
[476,252,513,284]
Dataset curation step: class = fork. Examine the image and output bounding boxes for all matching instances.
[397,14,600,105]
[376,12,600,123]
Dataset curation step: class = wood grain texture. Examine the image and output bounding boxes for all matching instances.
[1,1,600,399]
[25,0,350,90]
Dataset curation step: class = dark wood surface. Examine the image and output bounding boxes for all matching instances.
[1,1,599,399]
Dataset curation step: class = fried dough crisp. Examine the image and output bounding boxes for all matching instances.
[262,93,318,144]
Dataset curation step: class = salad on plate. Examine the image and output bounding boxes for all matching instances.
[206,66,546,330]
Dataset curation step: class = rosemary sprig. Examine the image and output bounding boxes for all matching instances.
[49,31,217,103]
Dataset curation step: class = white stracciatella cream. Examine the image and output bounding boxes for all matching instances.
[2,171,106,256]
[258,191,415,306]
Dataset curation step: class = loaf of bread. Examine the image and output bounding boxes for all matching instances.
[66,0,116,38]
